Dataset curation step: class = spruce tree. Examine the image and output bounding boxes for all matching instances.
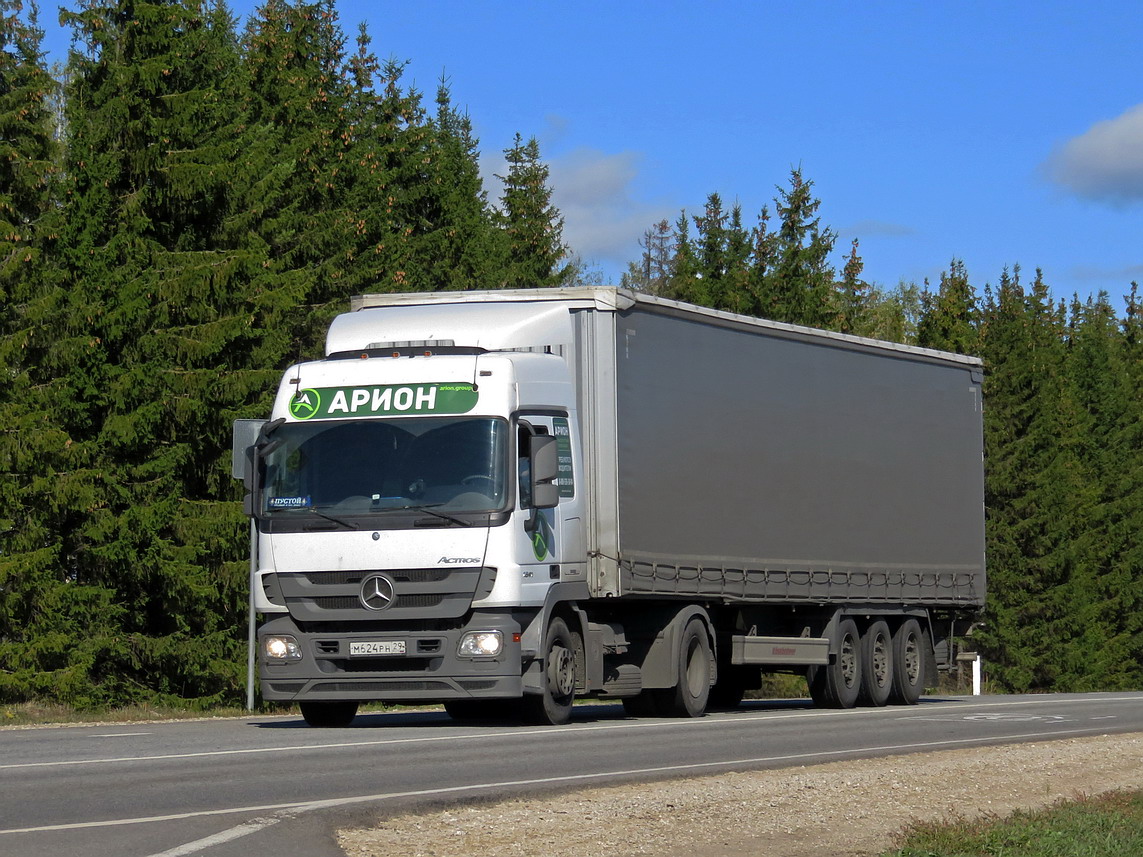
[419,78,501,290]
[691,191,727,307]
[0,0,90,704]
[621,218,672,295]
[496,132,569,288]
[835,239,870,334]
[766,168,836,328]
[976,268,1079,691]
[917,259,979,353]
[1,0,255,706]
[721,203,753,315]
[236,0,360,356]
[854,281,922,344]
[1108,284,1143,686]
[1059,291,1143,688]
[664,209,700,303]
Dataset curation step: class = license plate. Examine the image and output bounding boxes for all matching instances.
[349,640,406,656]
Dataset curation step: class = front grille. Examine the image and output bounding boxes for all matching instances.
[303,568,451,585]
[311,594,445,611]
[277,567,494,622]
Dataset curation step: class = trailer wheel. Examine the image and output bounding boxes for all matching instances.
[807,617,861,709]
[299,700,359,728]
[890,618,925,704]
[858,620,893,707]
[523,616,579,725]
[658,617,712,717]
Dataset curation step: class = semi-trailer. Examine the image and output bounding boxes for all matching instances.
[233,287,985,726]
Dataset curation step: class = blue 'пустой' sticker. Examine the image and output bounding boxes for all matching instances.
[267,496,311,510]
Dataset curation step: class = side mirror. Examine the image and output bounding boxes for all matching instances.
[530,435,559,510]
[232,419,267,487]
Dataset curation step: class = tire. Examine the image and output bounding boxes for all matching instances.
[522,616,579,725]
[659,617,712,718]
[890,618,926,704]
[858,620,893,707]
[807,617,861,709]
[299,700,359,728]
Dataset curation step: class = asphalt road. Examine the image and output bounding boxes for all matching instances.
[2,692,1141,857]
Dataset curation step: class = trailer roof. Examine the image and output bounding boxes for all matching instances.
[350,287,983,369]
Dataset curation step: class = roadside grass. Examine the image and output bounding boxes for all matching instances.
[884,789,1143,857]
[0,701,268,727]
[0,700,437,727]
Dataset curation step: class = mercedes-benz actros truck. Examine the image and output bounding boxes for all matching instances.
[233,287,985,727]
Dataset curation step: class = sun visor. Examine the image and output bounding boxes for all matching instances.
[325,302,573,355]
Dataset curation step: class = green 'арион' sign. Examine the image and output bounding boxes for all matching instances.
[289,383,478,420]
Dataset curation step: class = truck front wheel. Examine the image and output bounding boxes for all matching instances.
[299,700,359,727]
[523,616,579,725]
[659,617,712,718]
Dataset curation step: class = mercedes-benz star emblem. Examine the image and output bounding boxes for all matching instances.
[359,574,396,611]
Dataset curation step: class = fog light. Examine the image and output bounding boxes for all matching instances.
[458,631,503,658]
[264,635,302,660]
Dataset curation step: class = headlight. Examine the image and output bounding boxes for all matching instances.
[458,631,503,658]
[264,635,302,660]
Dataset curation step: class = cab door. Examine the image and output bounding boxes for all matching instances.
[515,414,586,585]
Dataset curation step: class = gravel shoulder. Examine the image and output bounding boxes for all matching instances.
[339,731,1143,857]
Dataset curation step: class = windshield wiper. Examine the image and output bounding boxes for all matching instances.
[304,508,360,530]
[389,503,475,528]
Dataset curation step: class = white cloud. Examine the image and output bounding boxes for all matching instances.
[1043,103,1143,203]
[547,147,675,274]
[478,133,675,279]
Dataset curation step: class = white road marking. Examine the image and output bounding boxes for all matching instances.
[2,724,1134,838]
[910,713,1077,723]
[3,695,1139,773]
[93,732,153,738]
[143,816,282,857]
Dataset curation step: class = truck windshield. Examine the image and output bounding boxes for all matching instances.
[259,418,508,518]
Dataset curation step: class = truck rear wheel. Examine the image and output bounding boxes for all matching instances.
[858,620,893,707]
[890,618,925,704]
[522,616,579,725]
[807,617,861,709]
[658,617,712,718]
[299,700,359,727]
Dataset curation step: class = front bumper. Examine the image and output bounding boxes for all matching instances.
[258,612,524,703]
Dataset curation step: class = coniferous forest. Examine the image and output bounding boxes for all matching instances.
[1,0,1140,710]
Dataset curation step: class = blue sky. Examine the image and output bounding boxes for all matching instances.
[38,1,1143,308]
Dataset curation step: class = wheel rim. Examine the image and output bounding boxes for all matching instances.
[840,634,857,688]
[872,632,890,688]
[903,632,921,685]
[548,643,575,698]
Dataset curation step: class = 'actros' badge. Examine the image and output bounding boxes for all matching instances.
[359,574,396,611]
